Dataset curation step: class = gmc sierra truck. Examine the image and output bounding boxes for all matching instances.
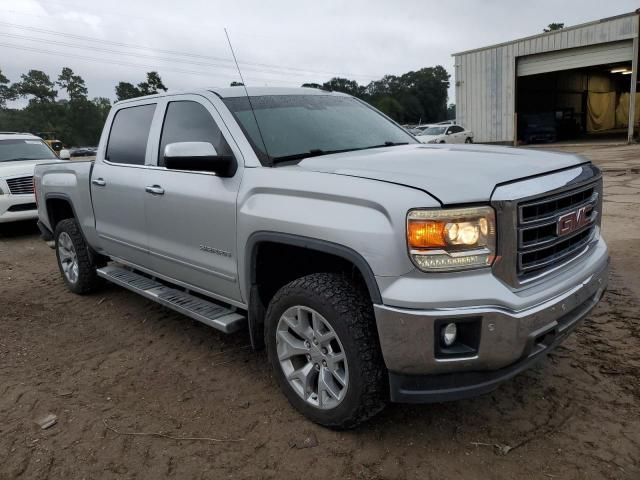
[34,87,609,428]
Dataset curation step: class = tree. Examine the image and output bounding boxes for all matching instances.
[301,82,322,89]
[115,82,141,101]
[115,72,168,101]
[302,66,450,124]
[544,23,564,32]
[15,70,57,103]
[446,103,456,120]
[137,71,167,95]
[0,68,17,108]
[230,81,244,86]
[92,97,111,117]
[57,67,88,102]
[321,77,366,98]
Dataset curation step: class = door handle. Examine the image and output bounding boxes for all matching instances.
[145,185,165,195]
[92,178,106,187]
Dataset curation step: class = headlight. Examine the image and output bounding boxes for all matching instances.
[407,206,496,272]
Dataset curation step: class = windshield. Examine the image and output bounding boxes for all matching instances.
[420,127,446,136]
[223,95,417,164]
[0,139,58,162]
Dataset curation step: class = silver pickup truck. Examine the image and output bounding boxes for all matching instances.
[34,87,609,428]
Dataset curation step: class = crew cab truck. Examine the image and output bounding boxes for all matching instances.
[35,87,609,428]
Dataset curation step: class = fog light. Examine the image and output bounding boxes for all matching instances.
[442,323,457,347]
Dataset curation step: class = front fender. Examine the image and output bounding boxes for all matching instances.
[236,167,437,302]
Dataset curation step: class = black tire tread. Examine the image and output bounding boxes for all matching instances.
[266,273,386,429]
[54,218,104,294]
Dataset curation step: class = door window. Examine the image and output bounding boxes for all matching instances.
[158,101,232,167]
[450,126,464,133]
[106,104,156,165]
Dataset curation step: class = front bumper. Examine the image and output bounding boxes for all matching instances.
[0,194,38,223]
[374,239,609,403]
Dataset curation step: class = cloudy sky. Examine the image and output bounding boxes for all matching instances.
[1,0,638,105]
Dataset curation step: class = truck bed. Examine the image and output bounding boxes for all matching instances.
[34,160,99,247]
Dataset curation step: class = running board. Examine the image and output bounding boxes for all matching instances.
[96,265,246,334]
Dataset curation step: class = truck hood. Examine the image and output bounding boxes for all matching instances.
[0,159,62,179]
[296,144,585,204]
[415,134,444,143]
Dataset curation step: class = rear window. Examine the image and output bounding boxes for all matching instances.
[106,104,156,165]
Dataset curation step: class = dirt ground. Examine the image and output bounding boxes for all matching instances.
[1,145,639,480]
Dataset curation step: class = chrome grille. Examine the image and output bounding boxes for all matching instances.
[6,176,34,195]
[516,182,600,278]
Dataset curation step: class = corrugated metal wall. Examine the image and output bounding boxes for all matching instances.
[454,14,639,143]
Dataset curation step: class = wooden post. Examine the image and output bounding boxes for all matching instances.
[628,14,639,143]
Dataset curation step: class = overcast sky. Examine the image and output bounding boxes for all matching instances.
[1,0,638,106]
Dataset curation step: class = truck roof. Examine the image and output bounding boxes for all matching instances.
[209,86,347,98]
[114,86,348,106]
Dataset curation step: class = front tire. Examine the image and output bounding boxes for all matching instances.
[54,218,104,294]
[265,273,386,429]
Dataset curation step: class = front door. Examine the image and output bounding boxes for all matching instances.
[144,96,243,303]
[92,103,157,265]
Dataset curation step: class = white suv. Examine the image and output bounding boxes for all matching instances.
[0,133,64,223]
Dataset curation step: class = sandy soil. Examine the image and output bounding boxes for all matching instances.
[1,145,639,479]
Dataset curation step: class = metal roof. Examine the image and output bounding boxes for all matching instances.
[452,10,639,56]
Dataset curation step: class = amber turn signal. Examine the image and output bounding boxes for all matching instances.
[407,220,446,248]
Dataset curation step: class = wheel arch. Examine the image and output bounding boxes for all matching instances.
[45,193,77,231]
[245,231,382,350]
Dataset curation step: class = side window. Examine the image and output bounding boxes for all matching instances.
[158,101,232,167]
[106,104,156,165]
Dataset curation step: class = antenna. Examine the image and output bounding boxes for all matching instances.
[224,28,271,164]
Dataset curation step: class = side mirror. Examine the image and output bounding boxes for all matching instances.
[163,142,236,177]
[59,149,71,160]
[445,131,452,135]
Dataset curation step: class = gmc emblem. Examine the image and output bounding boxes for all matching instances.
[557,206,592,236]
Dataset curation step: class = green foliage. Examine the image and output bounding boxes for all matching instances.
[57,67,88,102]
[115,71,168,101]
[138,71,167,95]
[301,83,322,89]
[0,68,17,108]
[0,66,111,146]
[115,82,140,101]
[15,70,57,104]
[304,66,451,124]
[321,77,367,97]
[446,103,456,120]
[544,23,564,32]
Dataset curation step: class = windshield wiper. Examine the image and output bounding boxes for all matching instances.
[271,147,364,164]
[361,141,409,149]
[271,142,410,165]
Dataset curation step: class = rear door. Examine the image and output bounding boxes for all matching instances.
[91,103,157,265]
[143,95,244,303]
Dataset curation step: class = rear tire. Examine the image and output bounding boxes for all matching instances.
[265,273,386,429]
[465,137,473,144]
[54,218,104,294]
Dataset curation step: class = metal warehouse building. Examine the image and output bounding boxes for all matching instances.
[453,11,639,144]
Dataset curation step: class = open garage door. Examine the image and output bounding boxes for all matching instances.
[517,41,634,77]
